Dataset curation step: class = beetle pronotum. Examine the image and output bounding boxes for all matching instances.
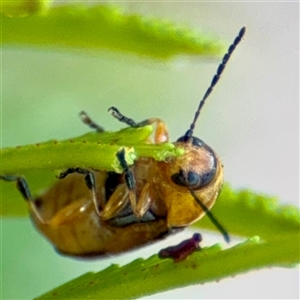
[1,27,245,258]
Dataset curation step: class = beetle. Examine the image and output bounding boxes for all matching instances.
[1,27,245,257]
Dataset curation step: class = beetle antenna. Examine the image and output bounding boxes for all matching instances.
[189,188,230,243]
[183,26,246,142]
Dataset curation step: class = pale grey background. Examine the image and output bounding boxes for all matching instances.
[1,1,299,299]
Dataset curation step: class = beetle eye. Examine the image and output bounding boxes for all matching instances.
[176,136,204,147]
[186,171,200,187]
[171,169,215,189]
[171,170,200,188]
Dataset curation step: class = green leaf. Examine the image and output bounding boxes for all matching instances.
[0,125,184,216]
[2,142,137,175]
[36,235,299,299]
[1,126,146,175]
[1,4,225,59]
[1,126,183,174]
[196,184,300,240]
[0,0,52,17]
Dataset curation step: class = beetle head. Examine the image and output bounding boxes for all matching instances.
[157,137,223,229]
[159,27,246,242]
[171,136,217,190]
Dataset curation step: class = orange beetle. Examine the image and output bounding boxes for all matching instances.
[1,27,245,257]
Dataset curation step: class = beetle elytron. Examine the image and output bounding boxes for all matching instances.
[1,27,245,257]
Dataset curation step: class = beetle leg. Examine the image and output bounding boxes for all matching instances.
[116,149,137,214]
[135,182,154,218]
[57,168,102,216]
[108,106,139,127]
[108,106,169,143]
[0,175,45,224]
[115,148,154,218]
[137,118,169,143]
[101,183,129,220]
[79,111,105,132]
[153,119,169,144]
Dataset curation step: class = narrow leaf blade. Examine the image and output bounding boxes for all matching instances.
[195,184,300,240]
[2,5,225,59]
[36,235,300,300]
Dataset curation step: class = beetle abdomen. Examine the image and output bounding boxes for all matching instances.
[35,197,169,256]
[31,167,170,256]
